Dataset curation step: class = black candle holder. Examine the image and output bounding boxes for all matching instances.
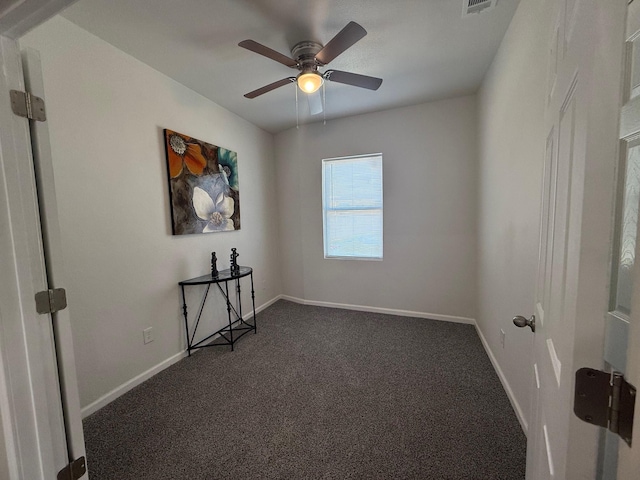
[230,248,240,274]
[211,252,218,278]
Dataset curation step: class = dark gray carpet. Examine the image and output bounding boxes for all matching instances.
[83,300,526,479]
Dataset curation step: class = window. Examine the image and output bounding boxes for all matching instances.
[322,154,383,259]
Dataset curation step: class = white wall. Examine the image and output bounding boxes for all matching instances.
[477,0,556,429]
[20,16,282,409]
[275,96,478,320]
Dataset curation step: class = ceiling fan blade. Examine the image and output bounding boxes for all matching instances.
[324,70,383,90]
[238,40,298,68]
[307,91,323,115]
[244,78,295,99]
[315,21,367,65]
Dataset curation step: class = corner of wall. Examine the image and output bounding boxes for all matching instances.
[475,0,553,434]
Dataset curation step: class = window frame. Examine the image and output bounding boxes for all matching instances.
[321,153,384,261]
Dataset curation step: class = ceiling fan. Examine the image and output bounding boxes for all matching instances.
[239,21,383,101]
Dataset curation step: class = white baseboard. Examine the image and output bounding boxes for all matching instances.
[474,324,528,434]
[81,294,283,418]
[252,294,281,316]
[279,295,476,324]
[81,350,187,418]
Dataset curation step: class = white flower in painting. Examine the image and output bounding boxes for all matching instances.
[192,186,234,232]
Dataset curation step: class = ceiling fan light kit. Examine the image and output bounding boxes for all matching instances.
[239,21,383,101]
[297,72,324,94]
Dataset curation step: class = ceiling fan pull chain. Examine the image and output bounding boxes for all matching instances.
[323,82,326,125]
[295,85,299,129]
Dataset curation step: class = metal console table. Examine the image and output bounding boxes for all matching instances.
[179,266,256,355]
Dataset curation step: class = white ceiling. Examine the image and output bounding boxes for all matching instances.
[59,0,520,134]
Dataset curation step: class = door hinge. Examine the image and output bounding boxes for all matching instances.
[35,288,67,314]
[10,89,46,121]
[57,456,86,480]
[574,368,636,446]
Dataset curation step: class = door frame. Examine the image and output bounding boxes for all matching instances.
[616,0,640,476]
[0,0,79,38]
[0,33,66,479]
[0,1,82,478]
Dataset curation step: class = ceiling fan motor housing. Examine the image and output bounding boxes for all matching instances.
[291,41,323,71]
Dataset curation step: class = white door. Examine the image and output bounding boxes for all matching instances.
[616,1,640,477]
[521,0,628,479]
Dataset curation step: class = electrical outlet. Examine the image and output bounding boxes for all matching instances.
[143,327,154,344]
[500,329,506,348]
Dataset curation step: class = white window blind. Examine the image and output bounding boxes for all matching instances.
[322,154,383,259]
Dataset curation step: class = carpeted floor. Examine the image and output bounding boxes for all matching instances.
[83,300,526,479]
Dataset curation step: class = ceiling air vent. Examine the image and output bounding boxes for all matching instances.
[463,0,497,17]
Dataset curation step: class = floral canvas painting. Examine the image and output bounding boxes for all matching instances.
[164,129,240,235]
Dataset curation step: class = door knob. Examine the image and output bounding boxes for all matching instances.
[513,314,536,332]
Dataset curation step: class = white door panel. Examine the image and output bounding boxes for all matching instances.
[529,69,581,480]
